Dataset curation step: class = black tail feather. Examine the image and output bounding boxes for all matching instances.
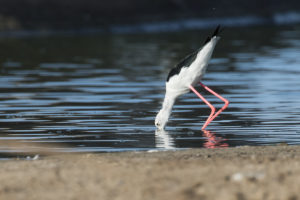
[203,25,223,45]
[212,25,221,37]
[204,37,210,44]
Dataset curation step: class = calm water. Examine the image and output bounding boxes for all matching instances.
[1,25,300,154]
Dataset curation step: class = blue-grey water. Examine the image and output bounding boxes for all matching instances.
[1,25,300,155]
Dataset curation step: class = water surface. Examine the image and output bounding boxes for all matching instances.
[1,25,300,154]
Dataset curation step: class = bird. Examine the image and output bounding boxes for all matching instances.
[155,25,229,130]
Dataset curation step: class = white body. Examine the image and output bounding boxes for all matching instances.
[155,36,220,130]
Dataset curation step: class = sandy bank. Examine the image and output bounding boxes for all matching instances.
[0,145,300,200]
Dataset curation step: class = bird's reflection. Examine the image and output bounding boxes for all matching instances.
[202,130,229,148]
[155,129,175,149]
[155,129,228,149]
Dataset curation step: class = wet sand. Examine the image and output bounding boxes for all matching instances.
[1,145,300,200]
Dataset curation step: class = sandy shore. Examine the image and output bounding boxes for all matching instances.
[0,145,300,200]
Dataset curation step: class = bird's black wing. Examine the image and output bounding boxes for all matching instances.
[166,51,197,82]
[166,25,222,82]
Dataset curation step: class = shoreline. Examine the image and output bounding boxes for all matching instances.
[1,145,299,200]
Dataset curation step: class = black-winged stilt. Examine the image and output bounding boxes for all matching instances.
[155,25,229,130]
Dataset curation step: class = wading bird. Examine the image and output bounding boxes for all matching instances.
[155,26,229,130]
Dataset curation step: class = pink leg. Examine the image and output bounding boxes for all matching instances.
[189,85,216,129]
[199,82,229,126]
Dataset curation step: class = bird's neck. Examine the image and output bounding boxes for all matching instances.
[161,92,177,118]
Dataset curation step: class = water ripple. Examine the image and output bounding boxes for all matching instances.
[0,26,300,155]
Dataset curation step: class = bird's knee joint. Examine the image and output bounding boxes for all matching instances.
[225,100,229,106]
